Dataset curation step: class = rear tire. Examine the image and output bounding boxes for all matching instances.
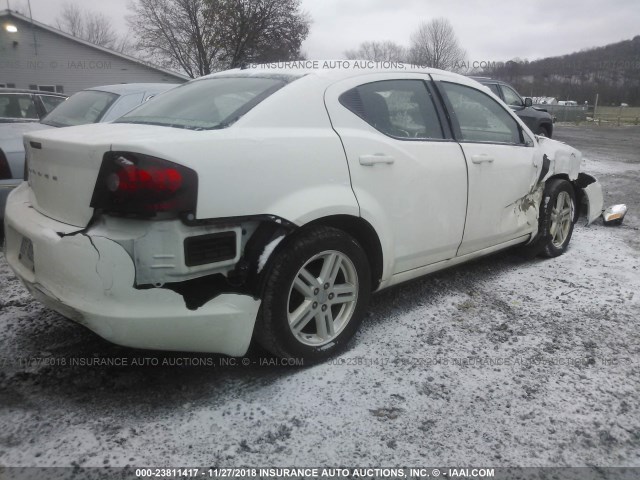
[255,226,371,362]
[525,179,576,258]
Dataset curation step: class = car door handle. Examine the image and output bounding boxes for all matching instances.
[359,154,395,166]
[471,154,495,164]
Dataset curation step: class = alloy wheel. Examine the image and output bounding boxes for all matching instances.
[550,191,574,248]
[287,250,359,346]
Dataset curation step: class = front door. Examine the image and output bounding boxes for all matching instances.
[433,76,541,256]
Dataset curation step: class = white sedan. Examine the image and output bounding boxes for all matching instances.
[3,64,605,362]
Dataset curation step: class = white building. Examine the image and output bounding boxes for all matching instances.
[0,9,188,95]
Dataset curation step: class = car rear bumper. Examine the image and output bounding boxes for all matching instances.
[4,183,260,356]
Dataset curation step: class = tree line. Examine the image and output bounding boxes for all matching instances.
[480,36,640,106]
[344,18,466,72]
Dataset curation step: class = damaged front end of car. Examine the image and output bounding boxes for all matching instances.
[536,136,627,227]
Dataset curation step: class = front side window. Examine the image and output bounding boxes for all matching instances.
[116,77,289,130]
[340,80,444,140]
[0,94,38,119]
[440,82,522,145]
[501,85,524,107]
[42,90,118,127]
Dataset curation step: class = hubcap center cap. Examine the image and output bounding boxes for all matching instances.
[317,290,329,304]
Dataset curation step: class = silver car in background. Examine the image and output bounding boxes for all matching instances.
[0,83,178,238]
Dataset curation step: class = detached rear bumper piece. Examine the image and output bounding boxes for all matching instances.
[4,183,260,356]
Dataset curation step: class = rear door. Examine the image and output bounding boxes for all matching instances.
[433,76,541,256]
[325,74,468,275]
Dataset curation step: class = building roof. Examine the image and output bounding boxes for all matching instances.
[0,9,190,82]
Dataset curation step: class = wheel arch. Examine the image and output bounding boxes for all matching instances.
[304,215,384,292]
[539,122,553,137]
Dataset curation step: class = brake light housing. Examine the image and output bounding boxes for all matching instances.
[90,152,198,219]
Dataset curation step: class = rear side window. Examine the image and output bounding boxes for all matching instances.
[39,95,66,113]
[440,82,522,145]
[100,93,144,122]
[116,77,289,130]
[42,90,118,127]
[485,83,501,97]
[340,80,444,140]
[0,94,38,119]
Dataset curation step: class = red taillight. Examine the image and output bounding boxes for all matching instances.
[90,152,198,218]
[0,150,12,180]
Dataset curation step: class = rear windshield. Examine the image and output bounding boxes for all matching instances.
[115,77,287,130]
[42,90,118,127]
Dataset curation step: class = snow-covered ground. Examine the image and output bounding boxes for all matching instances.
[0,126,639,468]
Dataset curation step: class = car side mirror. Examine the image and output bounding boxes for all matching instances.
[524,97,533,108]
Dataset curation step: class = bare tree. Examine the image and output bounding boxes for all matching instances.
[83,12,118,47]
[56,2,130,53]
[128,0,310,77]
[216,0,310,68]
[128,0,220,77]
[344,41,407,62]
[409,18,466,71]
[56,3,84,38]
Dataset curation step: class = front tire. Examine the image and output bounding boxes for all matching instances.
[537,124,551,138]
[255,226,371,362]
[527,179,576,258]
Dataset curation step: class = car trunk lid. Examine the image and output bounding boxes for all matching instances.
[24,123,204,227]
[25,132,109,227]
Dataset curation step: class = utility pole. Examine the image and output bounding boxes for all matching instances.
[27,0,38,56]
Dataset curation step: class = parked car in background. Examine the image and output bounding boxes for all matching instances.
[4,65,605,362]
[0,87,67,123]
[0,83,178,238]
[471,77,555,137]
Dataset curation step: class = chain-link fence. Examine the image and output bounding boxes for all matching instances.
[591,106,640,126]
[534,104,640,125]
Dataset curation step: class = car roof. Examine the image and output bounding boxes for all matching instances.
[86,83,180,96]
[0,87,67,97]
[203,61,468,84]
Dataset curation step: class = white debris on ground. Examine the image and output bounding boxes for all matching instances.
[0,126,638,468]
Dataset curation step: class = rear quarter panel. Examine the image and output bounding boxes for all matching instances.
[108,75,359,225]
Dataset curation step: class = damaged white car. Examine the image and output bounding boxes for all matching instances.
[3,65,617,361]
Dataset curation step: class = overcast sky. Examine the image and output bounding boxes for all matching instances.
[4,0,640,62]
